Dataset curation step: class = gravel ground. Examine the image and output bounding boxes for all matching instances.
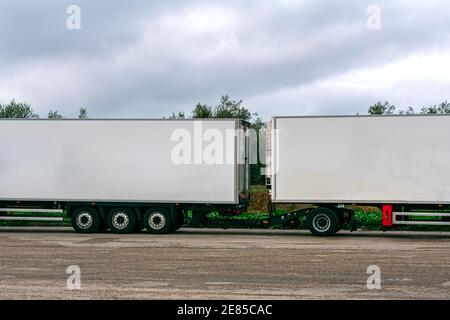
[0,227,450,299]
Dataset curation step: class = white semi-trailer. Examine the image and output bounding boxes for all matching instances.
[267,115,450,235]
[0,119,250,233]
[2,115,450,236]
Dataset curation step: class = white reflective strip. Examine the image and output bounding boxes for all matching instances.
[393,221,450,226]
[393,211,450,225]
[0,216,63,221]
[394,211,450,217]
[0,208,64,213]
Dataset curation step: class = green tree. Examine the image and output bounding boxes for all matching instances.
[169,111,186,119]
[48,110,64,119]
[0,100,39,118]
[420,101,450,114]
[213,95,251,120]
[368,100,450,115]
[192,95,262,126]
[368,101,396,115]
[397,106,415,115]
[78,107,88,119]
[192,103,214,118]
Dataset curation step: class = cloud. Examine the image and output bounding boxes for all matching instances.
[0,0,449,118]
[247,52,450,118]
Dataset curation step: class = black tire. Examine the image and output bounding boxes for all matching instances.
[171,210,185,231]
[71,207,100,233]
[144,209,171,234]
[107,208,136,234]
[306,207,339,236]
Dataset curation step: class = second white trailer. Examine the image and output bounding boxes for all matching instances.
[267,115,450,235]
[270,115,450,204]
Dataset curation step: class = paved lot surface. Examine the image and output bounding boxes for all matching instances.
[0,227,450,299]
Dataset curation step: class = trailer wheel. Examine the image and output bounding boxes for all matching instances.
[107,208,136,234]
[306,207,339,236]
[71,208,100,233]
[144,209,171,234]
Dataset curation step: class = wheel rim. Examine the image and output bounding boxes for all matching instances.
[312,213,331,232]
[76,212,93,229]
[149,212,166,230]
[112,211,129,230]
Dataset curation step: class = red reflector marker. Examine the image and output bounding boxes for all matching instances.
[382,205,393,227]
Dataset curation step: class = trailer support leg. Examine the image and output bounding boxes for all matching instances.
[346,210,357,232]
[269,201,274,219]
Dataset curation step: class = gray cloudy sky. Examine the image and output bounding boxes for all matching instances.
[0,0,449,119]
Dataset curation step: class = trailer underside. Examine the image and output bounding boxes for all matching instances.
[1,200,450,236]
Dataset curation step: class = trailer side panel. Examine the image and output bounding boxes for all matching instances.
[0,119,239,204]
[272,115,450,204]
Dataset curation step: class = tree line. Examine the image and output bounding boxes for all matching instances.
[0,100,88,119]
[367,101,450,115]
[168,95,265,130]
[3,97,448,119]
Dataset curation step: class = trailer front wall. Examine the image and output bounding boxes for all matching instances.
[0,120,239,204]
[272,115,450,204]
